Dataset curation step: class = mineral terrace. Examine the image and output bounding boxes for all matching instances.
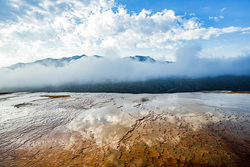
[0,92,249,166]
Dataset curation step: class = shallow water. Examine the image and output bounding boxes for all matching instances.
[0,92,249,166]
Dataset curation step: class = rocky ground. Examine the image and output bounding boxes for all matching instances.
[0,92,249,166]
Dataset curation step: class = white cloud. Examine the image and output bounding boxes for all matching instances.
[202,6,210,10]
[222,26,242,33]
[209,15,224,22]
[7,0,25,9]
[220,7,227,12]
[242,27,250,34]
[0,0,249,67]
[215,46,224,51]
[242,31,250,34]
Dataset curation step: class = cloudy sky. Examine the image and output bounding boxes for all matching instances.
[0,0,250,67]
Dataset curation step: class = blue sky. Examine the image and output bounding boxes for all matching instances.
[117,0,250,27]
[0,0,250,67]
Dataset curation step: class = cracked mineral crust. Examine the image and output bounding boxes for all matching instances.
[0,92,249,166]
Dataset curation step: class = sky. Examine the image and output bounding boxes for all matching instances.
[0,0,250,67]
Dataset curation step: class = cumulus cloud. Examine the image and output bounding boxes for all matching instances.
[0,0,249,67]
[0,42,250,89]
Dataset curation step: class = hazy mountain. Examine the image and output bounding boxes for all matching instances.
[2,55,250,93]
[7,54,87,70]
[129,55,172,63]
[6,55,168,70]
[129,55,156,63]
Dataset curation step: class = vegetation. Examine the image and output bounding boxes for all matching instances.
[0,92,12,95]
[2,75,250,93]
[40,95,70,98]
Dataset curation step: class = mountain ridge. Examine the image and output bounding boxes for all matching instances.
[7,54,87,70]
[6,55,172,70]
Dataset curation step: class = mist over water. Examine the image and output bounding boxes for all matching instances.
[0,43,250,89]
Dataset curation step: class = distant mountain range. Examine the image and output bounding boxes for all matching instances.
[6,55,171,70]
[2,55,250,93]
[128,55,171,64]
[7,54,87,70]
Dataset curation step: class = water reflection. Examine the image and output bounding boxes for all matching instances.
[0,92,249,166]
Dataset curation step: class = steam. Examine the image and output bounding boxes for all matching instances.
[0,42,250,89]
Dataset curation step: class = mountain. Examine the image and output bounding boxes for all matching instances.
[6,55,169,70]
[2,54,250,93]
[129,55,172,63]
[129,55,156,63]
[7,54,87,70]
